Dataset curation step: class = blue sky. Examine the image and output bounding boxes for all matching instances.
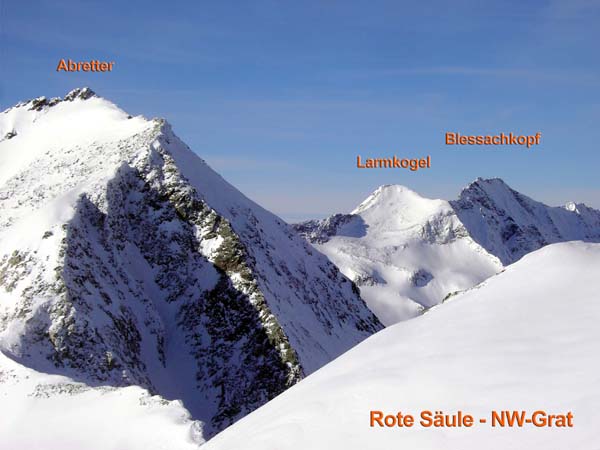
[2,0,599,220]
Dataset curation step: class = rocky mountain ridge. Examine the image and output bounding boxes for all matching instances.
[294,180,600,324]
[0,88,382,439]
[451,177,600,264]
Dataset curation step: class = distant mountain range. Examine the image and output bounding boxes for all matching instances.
[1,88,598,449]
[294,179,600,324]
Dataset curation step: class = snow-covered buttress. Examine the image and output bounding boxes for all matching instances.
[0,88,382,440]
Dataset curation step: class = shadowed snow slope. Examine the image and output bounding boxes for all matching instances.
[0,351,204,449]
[204,241,600,450]
[0,88,381,443]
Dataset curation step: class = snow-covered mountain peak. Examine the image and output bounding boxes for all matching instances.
[452,178,600,264]
[0,88,156,236]
[354,184,430,213]
[3,87,98,116]
[351,184,451,234]
[64,86,97,101]
[466,176,511,189]
[458,177,515,203]
[0,89,381,440]
[468,176,510,188]
[0,88,151,161]
[295,185,501,324]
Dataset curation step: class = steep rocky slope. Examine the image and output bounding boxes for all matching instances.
[204,242,600,450]
[0,88,381,440]
[451,177,600,264]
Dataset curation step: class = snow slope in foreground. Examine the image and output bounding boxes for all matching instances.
[205,242,600,450]
[0,352,203,450]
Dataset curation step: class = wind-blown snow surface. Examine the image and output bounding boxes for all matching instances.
[204,242,600,450]
[295,185,502,325]
[0,88,381,442]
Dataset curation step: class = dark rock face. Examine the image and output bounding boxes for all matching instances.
[2,158,299,436]
[63,87,97,102]
[1,87,95,115]
[293,214,367,244]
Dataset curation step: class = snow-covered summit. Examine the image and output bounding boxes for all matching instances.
[295,184,501,325]
[1,87,97,119]
[351,184,451,232]
[459,176,510,193]
[454,177,525,219]
[352,184,424,213]
[0,89,381,441]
